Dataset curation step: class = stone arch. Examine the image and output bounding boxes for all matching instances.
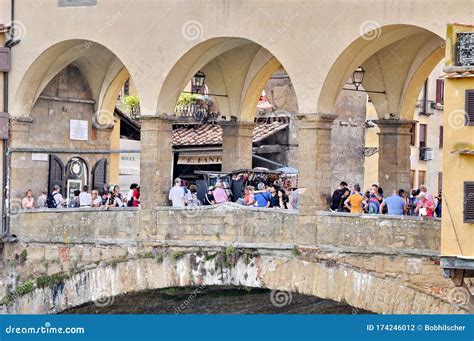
[317,24,444,119]
[156,37,300,121]
[3,253,464,315]
[11,39,138,125]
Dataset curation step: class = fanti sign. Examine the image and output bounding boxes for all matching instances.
[177,153,222,165]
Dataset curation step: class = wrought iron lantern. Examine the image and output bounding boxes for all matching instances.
[351,66,365,90]
[191,71,206,94]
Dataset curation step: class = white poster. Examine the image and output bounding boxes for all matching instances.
[70,119,88,141]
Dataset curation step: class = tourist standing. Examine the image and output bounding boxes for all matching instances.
[415,192,435,217]
[68,190,80,208]
[337,188,351,212]
[91,190,102,207]
[380,190,407,215]
[344,184,365,213]
[186,185,201,206]
[113,185,125,207]
[254,182,270,208]
[366,184,383,214]
[169,177,186,207]
[127,183,138,207]
[203,186,215,205]
[79,185,92,207]
[267,185,280,208]
[21,189,34,209]
[330,181,348,211]
[213,183,228,204]
[37,189,47,208]
[49,185,64,208]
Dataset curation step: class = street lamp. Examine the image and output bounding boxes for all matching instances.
[351,66,365,90]
[342,66,385,94]
[191,71,206,94]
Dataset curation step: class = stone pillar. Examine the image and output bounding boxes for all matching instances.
[139,115,175,209]
[220,121,254,172]
[375,119,415,192]
[296,113,336,245]
[297,113,337,214]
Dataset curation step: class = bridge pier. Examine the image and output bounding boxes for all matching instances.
[220,121,255,172]
[375,119,415,192]
[296,113,337,244]
[139,115,175,235]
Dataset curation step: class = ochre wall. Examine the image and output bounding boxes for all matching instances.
[441,77,474,257]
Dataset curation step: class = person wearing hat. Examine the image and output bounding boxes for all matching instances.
[169,177,185,207]
[203,185,215,205]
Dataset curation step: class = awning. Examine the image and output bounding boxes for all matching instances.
[177,152,222,165]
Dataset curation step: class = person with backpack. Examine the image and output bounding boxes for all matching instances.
[254,182,270,208]
[47,185,64,208]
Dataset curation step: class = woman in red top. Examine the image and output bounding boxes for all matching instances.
[415,192,435,217]
[132,186,140,207]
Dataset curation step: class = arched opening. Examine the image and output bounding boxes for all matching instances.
[318,24,445,201]
[62,286,372,314]
[9,40,139,207]
[145,37,300,206]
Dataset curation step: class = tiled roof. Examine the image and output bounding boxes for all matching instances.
[172,121,288,146]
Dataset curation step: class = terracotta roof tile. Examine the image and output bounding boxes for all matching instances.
[172,121,288,146]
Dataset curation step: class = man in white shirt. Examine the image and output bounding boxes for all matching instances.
[52,185,64,208]
[169,177,185,207]
[79,185,92,207]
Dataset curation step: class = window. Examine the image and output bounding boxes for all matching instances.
[410,123,416,146]
[439,126,444,149]
[419,124,427,148]
[464,182,474,223]
[466,90,474,126]
[418,171,426,188]
[436,79,444,105]
[411,170,416,189]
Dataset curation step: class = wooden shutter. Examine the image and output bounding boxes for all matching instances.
[92,158,108,191]
[48,155,65,195]
[410,123,416,146]
[436,79,444,105]
[464,182,474,223]
[419,124,427,148]
[439,126,444,149]
[466,90,474,126]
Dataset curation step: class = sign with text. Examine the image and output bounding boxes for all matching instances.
[69,120,88,141]
[178,153,222,165]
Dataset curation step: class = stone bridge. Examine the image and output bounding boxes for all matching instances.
[0,205,470,314]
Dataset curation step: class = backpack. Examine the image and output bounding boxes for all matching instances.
[46,192,59,208]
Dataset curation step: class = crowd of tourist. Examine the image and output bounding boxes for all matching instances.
[169,177,299,209]
[21,177,440,218]
[329,181,442,217]
[20,183,140,209]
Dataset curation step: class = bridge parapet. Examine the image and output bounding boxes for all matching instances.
[9,204,440,255]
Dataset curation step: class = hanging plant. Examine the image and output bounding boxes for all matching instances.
[122,95,141,119]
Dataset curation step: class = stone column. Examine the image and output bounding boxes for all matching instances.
[220,121,254,172]
[297,113,337,215]
[375,119,415,192]
[139,115,174,210]
[295,113,336,245]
